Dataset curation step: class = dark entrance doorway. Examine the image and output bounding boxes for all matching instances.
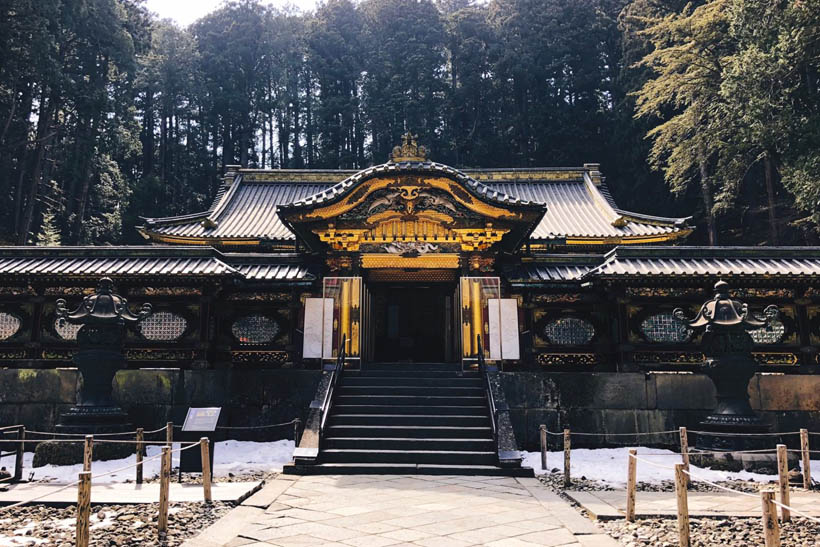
[370,283,456,362]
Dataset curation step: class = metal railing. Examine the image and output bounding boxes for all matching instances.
[477,335,497,439]
[319,334,346,437]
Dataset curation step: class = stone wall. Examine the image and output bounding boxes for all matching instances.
[499,371,820,451]
[3,368,819,450]
[0,368,322,440]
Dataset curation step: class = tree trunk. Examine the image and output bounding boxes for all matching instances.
[763,152,778,245]
[697,146,717,246]
[18,90,55,245]
[142,90,155,178]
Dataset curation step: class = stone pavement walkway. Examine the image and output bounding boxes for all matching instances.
[0,481,262,506]
[184,474,618,547]
[567,489,820,520]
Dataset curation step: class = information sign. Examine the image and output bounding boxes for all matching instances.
[182,407,221,432]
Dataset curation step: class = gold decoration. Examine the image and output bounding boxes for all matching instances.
[366,269,457,282]
[301,176,522,221]
[469,256,495,272]
[752,352,799,365]
[327,256,354,272]
[361,253,459,269]
[315,221,508,252]
[536,353,601,366]
[390,132,428,162]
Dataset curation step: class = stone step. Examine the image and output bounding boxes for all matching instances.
[320,449,497,465]
[282,463,534,477]
[335,394,487,406]
[324,437,495,451]
[363,362,462,372]
[331,404,488,416]
[342,376,483,387]
[328,414,491,427]
[326,424,493,439]
[337,385,485,397]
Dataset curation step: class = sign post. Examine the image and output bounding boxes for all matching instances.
[179,407,221,478]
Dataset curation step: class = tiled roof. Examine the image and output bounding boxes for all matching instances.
[490,179,686,240]
[0,247,238,278]
[503,256,602,283]
[586,247,820,279]
[142,180,327,240]
[139,164,691,245]
[0,247,314,282]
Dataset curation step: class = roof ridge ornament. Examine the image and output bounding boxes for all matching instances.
[390,132,428,163]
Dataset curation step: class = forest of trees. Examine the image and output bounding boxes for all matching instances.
[0,0,818,246]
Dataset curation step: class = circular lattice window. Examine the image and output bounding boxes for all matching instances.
[543,317,595,345]
[54,319,83,340]
[749,319,786,345]
[640,313,693,343]
[232,315,280,345]
[0,312,21,340]
[138,311,188,341]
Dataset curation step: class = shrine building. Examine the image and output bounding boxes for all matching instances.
[1,134,819,473]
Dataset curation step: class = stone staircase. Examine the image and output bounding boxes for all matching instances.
[285,362,532,476]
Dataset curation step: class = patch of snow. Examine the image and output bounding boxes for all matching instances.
[521,447,820,487]
[0,536,48,546]
[20,439,295,485]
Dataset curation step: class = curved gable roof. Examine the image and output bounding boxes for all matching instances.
[138,164,691,247]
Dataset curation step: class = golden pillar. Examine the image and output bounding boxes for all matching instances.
[340,279,351,356]
[350,277,360,357]
[470,279,482,355]
[461,279,471,357]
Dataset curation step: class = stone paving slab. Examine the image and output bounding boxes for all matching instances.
[184,475,619,547]
[567,490,820,520]
[0,480,262,506]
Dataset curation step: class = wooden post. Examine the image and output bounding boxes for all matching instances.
[539,425,547,472]
[679,427,690,488]
[76,471,91,547]
[83,435,93,473]
[563,429,571,487]
[674,463,690,547]
[776,444,791,522]
[135,428,144,484]
[800,428,811,490]
[760,488,781,547]
[200,437,212,503]
[626,449,637,522]
[158,445,171,536]
[166,421,174,446]
[13,426,24,482]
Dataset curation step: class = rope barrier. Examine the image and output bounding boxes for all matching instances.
[687,430,802,437]
[0,441,200,512]
[628,452,820,526]
[636,448,779,456]
[215,418,299,430]
[545,428,814,438]
[0,480,81,512]
[545,429,679,437]
[24,425,168,438]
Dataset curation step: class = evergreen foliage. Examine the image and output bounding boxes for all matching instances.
[0,0,817,245]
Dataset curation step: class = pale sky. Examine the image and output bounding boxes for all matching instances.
[145,0,320,27]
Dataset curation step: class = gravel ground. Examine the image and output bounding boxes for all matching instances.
[538,470,820,546]
[0,501,231,546]
[0,467,270,546]
[601,517,820,547]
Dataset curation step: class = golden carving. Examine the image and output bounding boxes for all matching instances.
[752,352,799,365]
[315,221,508,252]
[390,132,428,162]
[301,176,522,221]
[361,254,459,269]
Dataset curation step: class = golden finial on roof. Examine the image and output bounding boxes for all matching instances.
[390,132,428,162]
